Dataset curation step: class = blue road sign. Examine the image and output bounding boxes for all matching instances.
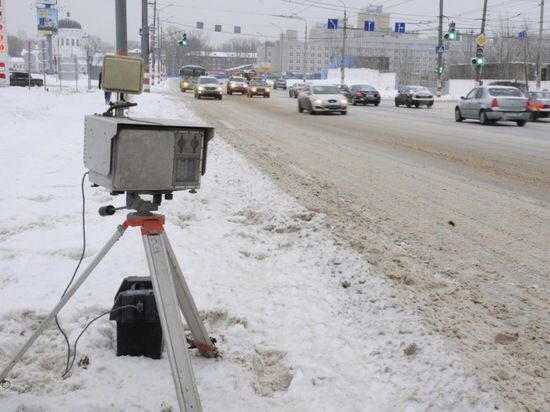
[395,22,406,33]
[364,20,375,32]
[328,18,338,30]
[518,30,527,40]
[436,45,445,54]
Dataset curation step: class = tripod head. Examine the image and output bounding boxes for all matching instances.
[99,192,174,217]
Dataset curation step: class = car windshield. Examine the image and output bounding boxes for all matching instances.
[199,77,218,85]
[530,92,550,99]
[355,85,376,91]
[312,85,338,94]
[251,80,268,86]
[230,77,244,82]
[489,88,523,97]
[408,86,430,93]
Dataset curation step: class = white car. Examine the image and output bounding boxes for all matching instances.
[297,84,348,115]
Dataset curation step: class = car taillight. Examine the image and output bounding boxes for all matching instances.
[491,98,499,108]
[356,92,362,96]
[375,91,380,97]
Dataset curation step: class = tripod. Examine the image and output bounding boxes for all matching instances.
[0,193,218,412]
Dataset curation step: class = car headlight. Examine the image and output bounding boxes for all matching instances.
[198,86,204,91]
[183,82,188,87]
[252,87,257,92]
[230,83,235,88]
[314,99,323,105]
[244,84,248,88]
[341,99,348,104]
[266,88,270,92]
[217,87,222,92]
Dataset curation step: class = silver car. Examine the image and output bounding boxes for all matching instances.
[297,84,348,115]
[455,86,529,126]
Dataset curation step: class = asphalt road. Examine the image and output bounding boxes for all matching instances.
[177,86,550,411]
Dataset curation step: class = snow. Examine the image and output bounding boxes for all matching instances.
[0,81,495,411]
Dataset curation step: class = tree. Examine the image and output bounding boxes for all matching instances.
[7,35,26,57]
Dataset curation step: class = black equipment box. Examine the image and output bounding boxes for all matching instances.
[110,277,163,359]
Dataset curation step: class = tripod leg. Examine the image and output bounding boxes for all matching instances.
[0,225,127,384]
[142,233,202,412]
[162,231,217,357]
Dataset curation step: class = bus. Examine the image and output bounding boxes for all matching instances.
[179,64,206,92]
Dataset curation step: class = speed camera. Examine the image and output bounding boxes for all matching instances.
[101,54,144,94]
[84,115,214,193]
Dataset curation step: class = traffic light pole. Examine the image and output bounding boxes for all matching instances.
[437,0,443,97]
[476,0,488,85]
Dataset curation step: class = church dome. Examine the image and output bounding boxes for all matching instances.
[58,18,82,30]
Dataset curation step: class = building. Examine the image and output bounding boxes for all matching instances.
[52,14,89,75]
[182,51,257,73]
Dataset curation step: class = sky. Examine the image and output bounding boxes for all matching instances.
[0,79,499,410]
[4,0,548,47]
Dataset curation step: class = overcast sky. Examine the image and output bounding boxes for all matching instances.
[4,0,548,46]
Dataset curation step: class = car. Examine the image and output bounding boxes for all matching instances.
[289,82,306,98]
[349,84,381,106]
[194,76,223,100]
[10,72,44,87]
[247,79,270,98]
[335,84,353,102]
[273,78,287,90]
[395,85,434,108]
[525,91,550,121]
[226,76,248,95]
[297,83,348,115]
[454,85,530,126]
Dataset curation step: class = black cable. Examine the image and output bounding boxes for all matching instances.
[55,171,89,377]
[62,304,140,378]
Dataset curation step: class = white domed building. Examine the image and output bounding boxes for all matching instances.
[52,14,89,74]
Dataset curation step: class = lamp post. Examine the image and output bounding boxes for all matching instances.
[152,3,173,84]
[335,0,348,84]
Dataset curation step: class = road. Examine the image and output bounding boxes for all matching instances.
[176,86,550,411]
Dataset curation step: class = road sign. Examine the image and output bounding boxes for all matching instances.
[394,22,405,33]
[435,45,445,54]
[476,33,487,47]
[364,20,375,32]
[328,18,338,30]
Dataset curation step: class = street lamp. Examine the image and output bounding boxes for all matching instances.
[334,0,348,84]
[275,14,307,82]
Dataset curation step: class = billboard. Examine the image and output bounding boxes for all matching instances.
[36,1,58,5]
[37,7,58,34]
[0,1,9,87]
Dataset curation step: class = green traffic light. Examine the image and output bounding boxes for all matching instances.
[448,32,456,40]
[436,66,444,74]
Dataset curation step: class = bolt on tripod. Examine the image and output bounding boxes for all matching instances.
[0,192,218,412]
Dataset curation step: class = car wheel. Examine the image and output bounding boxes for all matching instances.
[352,97,357,106]
[406,101,411,108]
[308,102,315,115]
[454,107,464,122]
[266,94,270,98]
[374,102,379,107]
[298,103,302,113]
[341,110,347,115]
[228,91,232,95]
[219,95,223,100]
[427,103,433,109]
[395,100,399,107]
[479,110,489,125]
[516,120,526,127]
[414,103,419,108]
[530,112,538,122]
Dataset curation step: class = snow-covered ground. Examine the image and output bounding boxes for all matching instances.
[0,82,496,411]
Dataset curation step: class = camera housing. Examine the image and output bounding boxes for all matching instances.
[84,115,214,194]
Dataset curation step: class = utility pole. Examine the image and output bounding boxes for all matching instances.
[303,22,308,82]
[437,0,443,97]
[340,6,348,84]
[535,0,545,90]
[476,0,488,85]
[115,0,128,56]
[141,0,150,92]
[151,0,157,85]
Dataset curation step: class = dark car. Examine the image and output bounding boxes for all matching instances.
[525,91,550,121]
[247,79,270,98]
[273,78,287,90]
[395,85,434,108]
[10,72,43,87]
[349,84,381,106]
[335,84,353,102]
[226,76,248,95]
[194,76,222,100]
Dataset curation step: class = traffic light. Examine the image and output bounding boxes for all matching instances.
[471,46,484,65]
[444,22,457,40]
[178,33,188,47]
[436,66,444,74]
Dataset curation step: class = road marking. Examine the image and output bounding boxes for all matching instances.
[219,120,236,130]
